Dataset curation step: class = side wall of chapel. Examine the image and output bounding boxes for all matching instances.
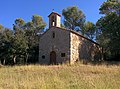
[70,32,102,64]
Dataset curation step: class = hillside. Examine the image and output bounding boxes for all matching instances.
[0,64,120,89]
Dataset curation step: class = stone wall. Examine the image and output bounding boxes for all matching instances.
[39,27,70,64]
[70,33,81,64]
[49,14,61,28]
[56,15,61,27]
[39,26,102,65]
[70,31,102,64]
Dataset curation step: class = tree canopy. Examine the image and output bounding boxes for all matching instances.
[96,0,120,60]
[0,15,46,65]
[62,6,86,30]
[62,6,97,41]
[83,21,97,40]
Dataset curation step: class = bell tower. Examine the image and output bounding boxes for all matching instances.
[48,12,61,28]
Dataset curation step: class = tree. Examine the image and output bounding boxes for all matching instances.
[96,0,120,60]
[0,14,46,65]
[83,22,96,40]
[0,24,3,29]
[25,15,46,63]
[0,24,4,64]
[15,18,25,28]
[0,28,14,65]
[32,15,46,32]
[12,18,28,64]
[12,15,46,64]
[99,0,120,15]
[0,24,4,34]
[62,6,86,30]
[13,29,28,64]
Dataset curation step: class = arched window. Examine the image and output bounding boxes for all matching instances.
[51,16,55,26]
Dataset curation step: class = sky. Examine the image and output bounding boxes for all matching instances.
[0,0,106,29]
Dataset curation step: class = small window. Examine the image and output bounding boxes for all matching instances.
[42,55,45,59]
[51,16,55,26]
[61,53,65,57]
[53,32,55,38]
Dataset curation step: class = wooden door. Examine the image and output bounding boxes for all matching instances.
[50,51,56,64]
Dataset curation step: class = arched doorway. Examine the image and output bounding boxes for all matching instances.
[50,51,56,64]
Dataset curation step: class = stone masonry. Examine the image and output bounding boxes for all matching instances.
[39,12,102,64]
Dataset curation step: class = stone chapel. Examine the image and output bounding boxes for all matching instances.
[39,12,102,64]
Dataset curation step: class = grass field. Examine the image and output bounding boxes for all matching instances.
[0,63,120,89]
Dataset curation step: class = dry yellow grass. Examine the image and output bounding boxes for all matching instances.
[0,63,120,89]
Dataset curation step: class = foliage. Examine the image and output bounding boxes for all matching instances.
[62,6,97,41]
[14,18,25,29]
[83,21,97,40]
[0,24,3,29]
[0,15,46,65]
[62,6,86,30]
[96,0,120,60]
[99,0,120,15]
[0,28,14,64]
[32,15,46,30]
[24,15,46,63]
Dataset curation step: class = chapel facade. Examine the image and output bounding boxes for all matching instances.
[39,12,102,64]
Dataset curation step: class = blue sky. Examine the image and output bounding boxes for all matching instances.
[0,0,106,29]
